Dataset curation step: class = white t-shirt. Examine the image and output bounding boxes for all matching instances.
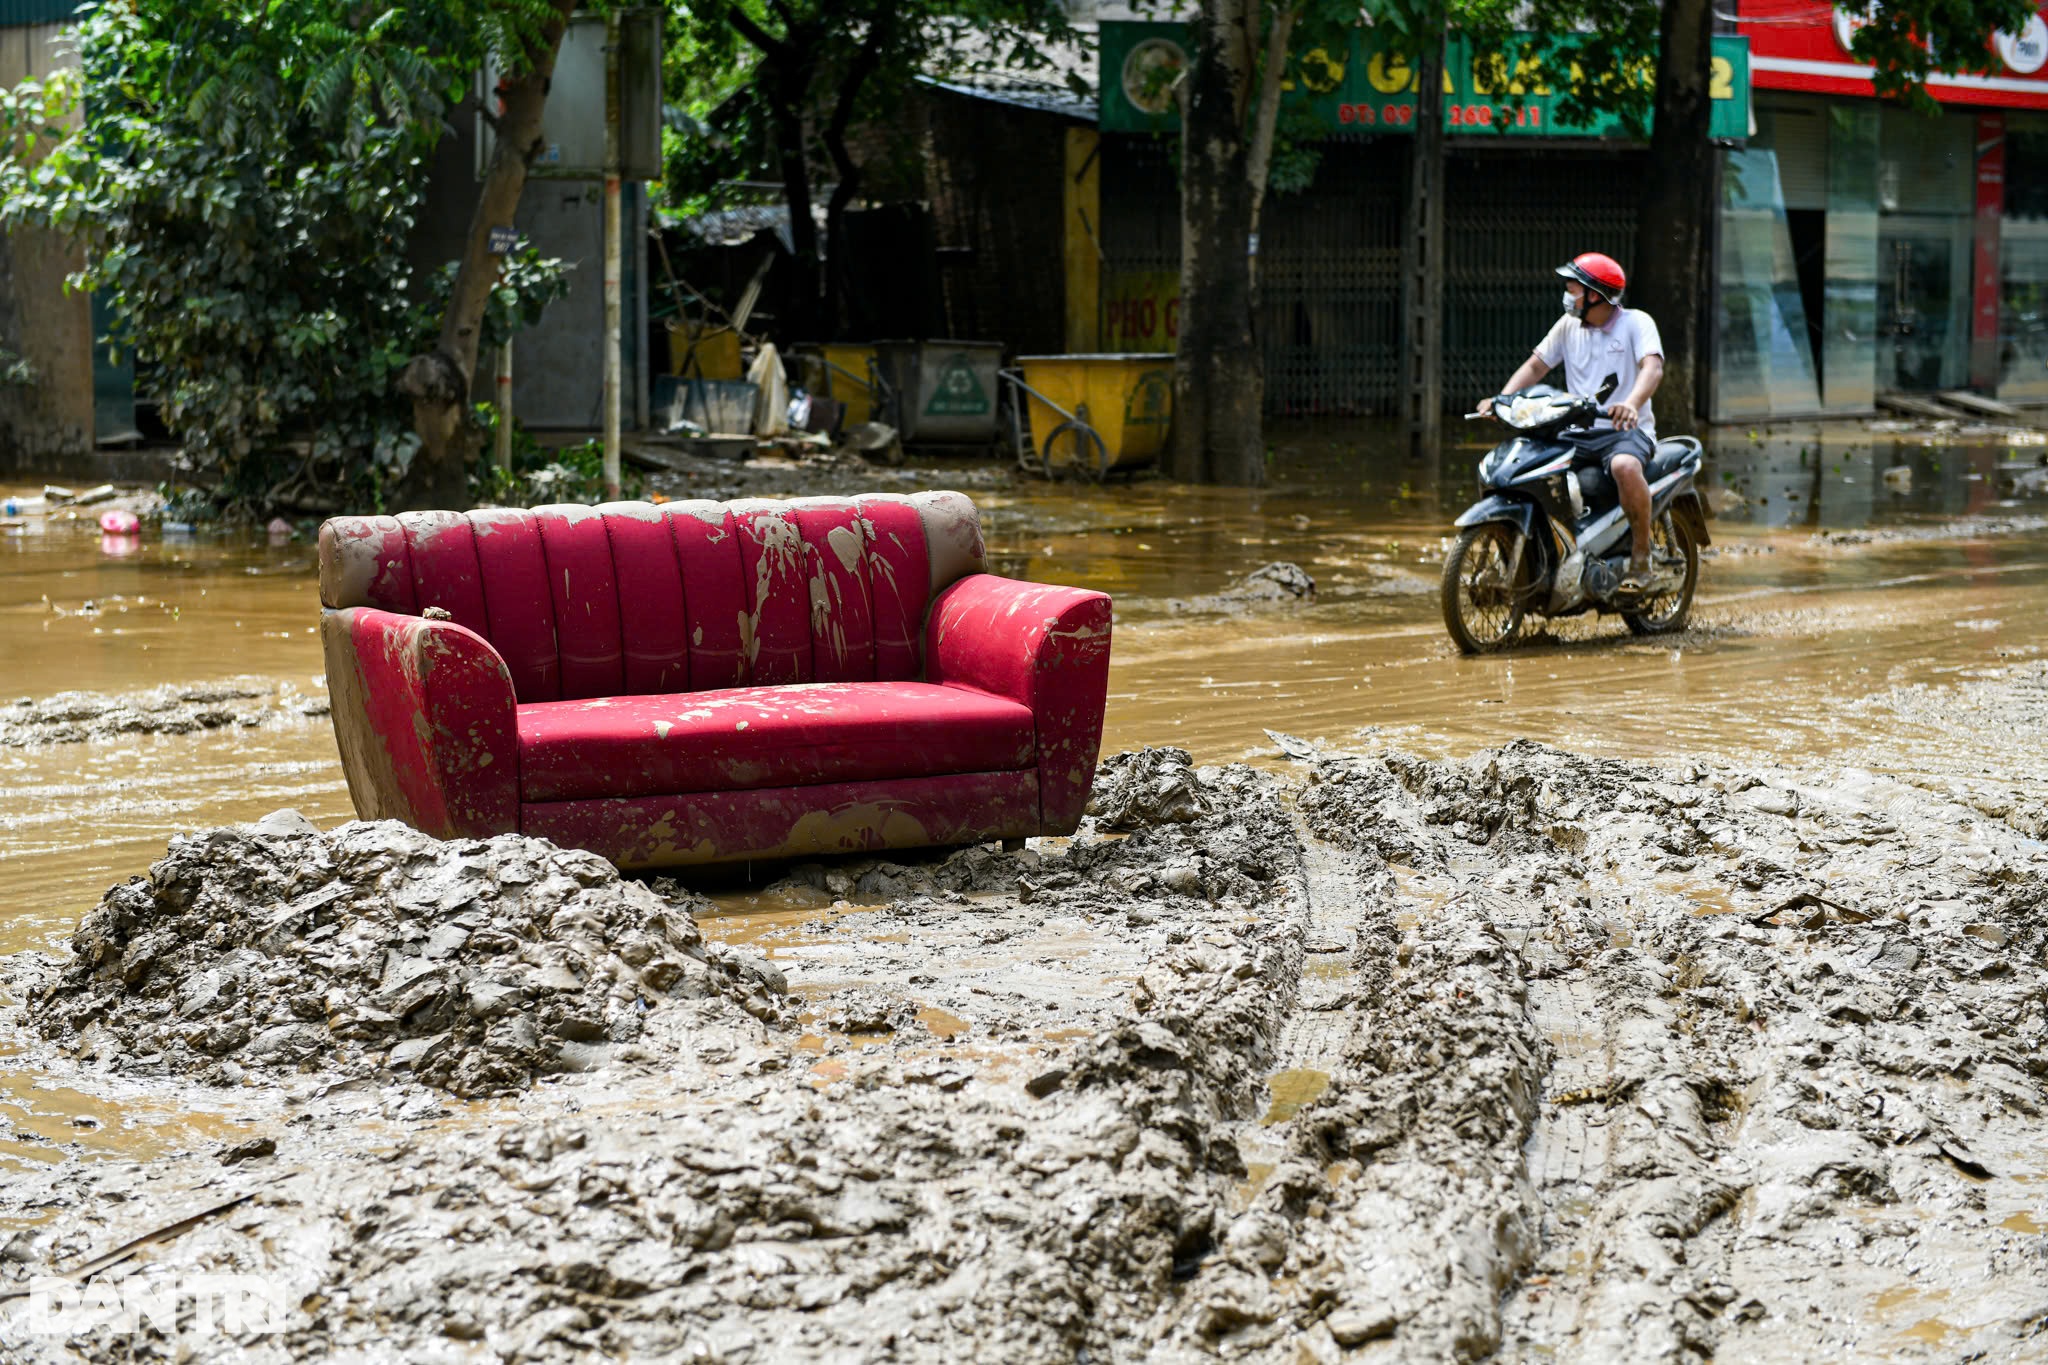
[1533,307,1664,440]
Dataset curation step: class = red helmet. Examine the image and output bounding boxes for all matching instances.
[1557,252,1627,305]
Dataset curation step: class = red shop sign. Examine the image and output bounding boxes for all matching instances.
[1739,0,2048,109]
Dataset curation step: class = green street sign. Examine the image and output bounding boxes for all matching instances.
[1100,21,1751,141]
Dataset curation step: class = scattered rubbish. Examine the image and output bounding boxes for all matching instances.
[749,341,791,437]
[680,378,757,436]
[1265,729,1321,761]
[1882,464,1913,491]
[840,420,903,466]
[97,510,140,535]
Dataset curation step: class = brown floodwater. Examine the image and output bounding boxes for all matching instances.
[3,421,2045,967]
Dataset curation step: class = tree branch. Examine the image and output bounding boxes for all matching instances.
[824,2,894,195]
[1245,1,1297,241]
[728,5,788,60]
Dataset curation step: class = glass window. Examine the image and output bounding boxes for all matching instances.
[2001,112,2048,400]
[1715,126,1823,419]
[1823,104,1879,411]
[1876,109,1975,392]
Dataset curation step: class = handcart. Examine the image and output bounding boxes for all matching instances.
[1001,354,1174,481]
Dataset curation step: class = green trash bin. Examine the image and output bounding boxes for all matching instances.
[873,340,1003,447]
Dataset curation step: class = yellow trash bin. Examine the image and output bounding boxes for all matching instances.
[821,344,877,428]
[667,321,745,381]
[1014,354,1175,476]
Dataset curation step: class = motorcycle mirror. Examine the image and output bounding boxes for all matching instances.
[1595,373,1619,403]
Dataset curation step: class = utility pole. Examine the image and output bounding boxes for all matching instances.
[496,340,514,474]
[1402,19,1447,461]
[602,7,623,500]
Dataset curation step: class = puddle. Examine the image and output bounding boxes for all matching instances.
[1671,880,1748,916]
[1261,1068,1332,1125]
[917,1007,971,1039]
[0,1069,255,1174]
[695,897,881,954]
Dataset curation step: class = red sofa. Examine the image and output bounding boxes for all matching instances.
[317,492,1112,869]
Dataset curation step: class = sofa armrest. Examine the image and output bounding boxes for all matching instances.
[320,606,519,839]
[925,574,1112,834]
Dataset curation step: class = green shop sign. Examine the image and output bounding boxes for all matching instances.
[1100,21,1750,140]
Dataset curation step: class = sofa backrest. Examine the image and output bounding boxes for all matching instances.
[318,492,986,702]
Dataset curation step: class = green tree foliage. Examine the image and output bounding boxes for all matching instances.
[0,0,569,513]
[665,0,1083,339]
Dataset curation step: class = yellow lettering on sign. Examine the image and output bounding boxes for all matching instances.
[1368,50,1413,93]
[1710,54,1734,99]
[1472,51,1506,95]
[1298,46,1346,93]
[1471,51,1544,95]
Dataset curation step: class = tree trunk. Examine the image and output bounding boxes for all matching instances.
[1244,3,1297,309]
[397,0,578,513]
[1402,23,1447,460]
[766,63,822,341]
[1171,0,1264,487]
[1631,0,1714,432]
[822,3,895,337]
[731,9,823,342]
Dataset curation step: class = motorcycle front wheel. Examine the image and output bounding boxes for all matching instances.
[1441,523,1530,654]
[1622,511,1700,636]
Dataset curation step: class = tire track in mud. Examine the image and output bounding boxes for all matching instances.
[1284,738,2048,1363]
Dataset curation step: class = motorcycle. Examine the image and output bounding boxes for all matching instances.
[1441,385,1711,654]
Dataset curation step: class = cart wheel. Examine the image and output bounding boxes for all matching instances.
[1042,421,1108,482]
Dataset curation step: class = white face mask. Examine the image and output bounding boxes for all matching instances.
[1563,290,1581,317]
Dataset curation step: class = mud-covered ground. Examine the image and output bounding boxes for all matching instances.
[0,679,328,747]
[2,660,2044,1362]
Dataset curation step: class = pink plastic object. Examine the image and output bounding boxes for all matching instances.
[98,509,140,535]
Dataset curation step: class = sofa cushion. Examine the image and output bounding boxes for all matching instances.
[319,494,988,704]
[517,682,1037,802]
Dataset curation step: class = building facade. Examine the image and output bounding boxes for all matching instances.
[1721,0,2048,417]
[0,0,124,471]
[1086,20,1750,420]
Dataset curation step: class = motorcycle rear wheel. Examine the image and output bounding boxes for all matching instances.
[1622,512,1700,636]
[1441,523,1530,654]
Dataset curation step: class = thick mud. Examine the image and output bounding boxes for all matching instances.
[0,679,327,747]
[16,816,785,1096]
[2,432,2046,1359]
[1,667,2043,1360]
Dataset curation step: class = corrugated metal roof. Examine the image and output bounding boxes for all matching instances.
[0,0,81,27]
[917,76,1098,123]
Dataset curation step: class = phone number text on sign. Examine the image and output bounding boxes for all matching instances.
[1336,102,1547,128]
[1336,103,1414,125]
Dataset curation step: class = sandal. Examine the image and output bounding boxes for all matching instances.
[1616,558,1652,595]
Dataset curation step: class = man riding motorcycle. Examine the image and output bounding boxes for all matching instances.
[1476,252,1665,594]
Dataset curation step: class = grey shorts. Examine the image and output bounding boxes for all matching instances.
[1571,428,1655,482]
